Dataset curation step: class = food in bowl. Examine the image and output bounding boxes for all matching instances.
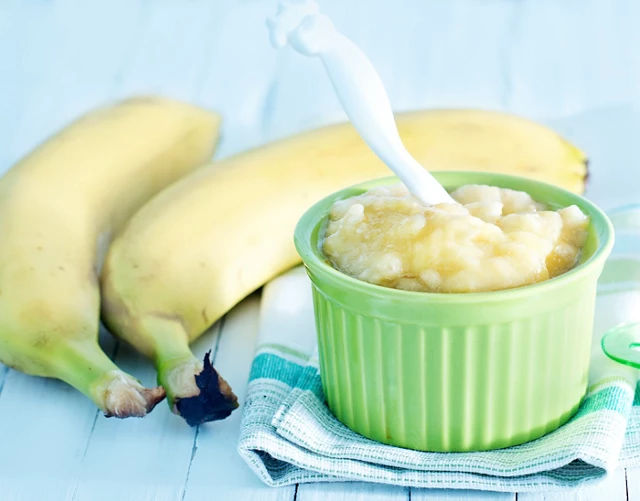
[323,183,589,293]
[295,173,614,451]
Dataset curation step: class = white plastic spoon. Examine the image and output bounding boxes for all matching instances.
[267,0,455,205]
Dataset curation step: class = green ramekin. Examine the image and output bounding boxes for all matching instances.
[294,171,614,452]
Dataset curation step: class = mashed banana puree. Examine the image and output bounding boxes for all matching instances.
[323,184,589,293]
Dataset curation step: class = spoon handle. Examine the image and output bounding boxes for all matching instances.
[268,1,455,205]
[319,32,454,204]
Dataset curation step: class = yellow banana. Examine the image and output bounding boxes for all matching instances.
[0,97,220,417]
[100,109,587,424]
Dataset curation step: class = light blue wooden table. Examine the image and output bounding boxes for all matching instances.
[1,1,639,500]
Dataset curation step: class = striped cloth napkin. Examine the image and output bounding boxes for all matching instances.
[238,206,640,492]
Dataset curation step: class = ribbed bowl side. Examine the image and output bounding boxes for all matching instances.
[311,281,596,452]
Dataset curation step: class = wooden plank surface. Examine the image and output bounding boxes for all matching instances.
[411,489,514,500]
[0,0,638,500]
[628,468,640,501]
[297,483,409,501]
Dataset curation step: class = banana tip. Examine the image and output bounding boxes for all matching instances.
[103,372,166,418]
[175,351,238,426]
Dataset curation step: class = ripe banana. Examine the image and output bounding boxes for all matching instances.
[100,109,587,424]
[0,97,220,417]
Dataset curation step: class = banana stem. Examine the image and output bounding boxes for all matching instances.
[147,319,201,408]
[51,340,165,417]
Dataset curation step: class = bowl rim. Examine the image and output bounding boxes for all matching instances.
[294,171,615,304]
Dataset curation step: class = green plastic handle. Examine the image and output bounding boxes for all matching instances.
[602,322,640,369]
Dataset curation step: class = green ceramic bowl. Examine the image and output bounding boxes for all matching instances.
[294,171,614,452]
